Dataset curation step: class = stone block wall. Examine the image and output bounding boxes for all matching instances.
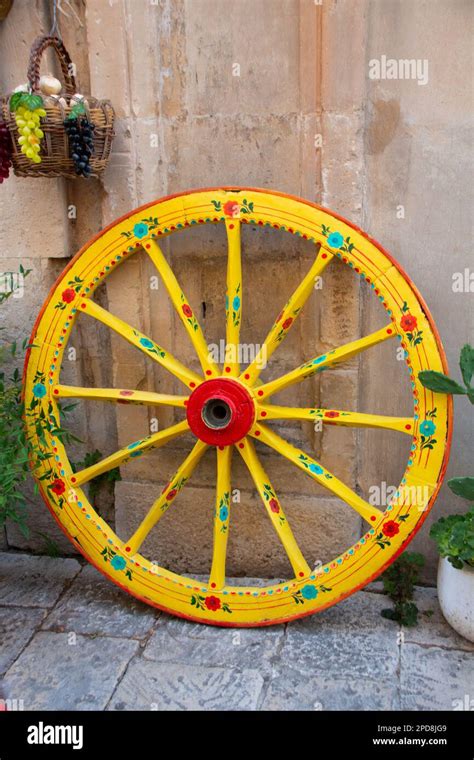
[0,0,471,582]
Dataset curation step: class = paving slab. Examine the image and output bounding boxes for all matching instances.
[287,588,399,633]
[402,587,474,651]
[0,607,46,675]
[0,553,81,608]
[261,669,400,711]
[108,658,265,711]
[400,644,474,711]
[143,615,284,673]
[3,631,138,710]
[275,591,400,679]
[42,565,158,638]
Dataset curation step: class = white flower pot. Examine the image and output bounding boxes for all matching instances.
[437,557,474,642]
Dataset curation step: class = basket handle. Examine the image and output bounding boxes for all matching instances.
[27,35,77,95]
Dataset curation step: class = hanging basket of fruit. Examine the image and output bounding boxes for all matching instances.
[0,34,115,179]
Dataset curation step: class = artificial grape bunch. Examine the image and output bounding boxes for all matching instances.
[15,104,46,164]
[9,92,46,165]
[64,109,95,178]
[0,120,13,183]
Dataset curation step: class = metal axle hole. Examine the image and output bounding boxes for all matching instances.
[202,398,232,429]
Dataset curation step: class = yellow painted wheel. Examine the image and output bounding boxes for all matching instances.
[24,188,451,626]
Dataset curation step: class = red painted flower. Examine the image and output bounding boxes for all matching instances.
[61,288,75,303]
[166,489,178,500]
[269,498,280,513]
[282,317,293,330]
[324,411,340,419]
[182,304,193,318]
[205,595,221,611]
[400,314,417,332]
[382,520,400,538]
[119,390,134,397]
[51,479,65,496]
[223,200,240,218]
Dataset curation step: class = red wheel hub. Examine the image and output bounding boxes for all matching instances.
[186,378,255,445]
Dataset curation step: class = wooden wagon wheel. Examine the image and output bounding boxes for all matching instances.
[23,188,452,626]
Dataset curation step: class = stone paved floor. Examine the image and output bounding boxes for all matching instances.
[0,552,472,711]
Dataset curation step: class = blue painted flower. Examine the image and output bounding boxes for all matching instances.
[420,419,436,436]
[232,296,241,311]
[219,505,229,522]
[139,337,154,349]
[33,383,47,398]
[301,584,318,600]
[111,555,126,571]
[127,440,141,450]
[327,231,344,249]
[309,463,324,475]
[312,355,327,365]
[134,222,149,239]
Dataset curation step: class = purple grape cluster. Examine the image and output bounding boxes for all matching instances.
[0,120,13,183]
[63,116,95,177]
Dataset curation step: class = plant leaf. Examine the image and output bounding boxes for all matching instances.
[459,344,474,388]
[448,477,474,501]
[418,370,467,395]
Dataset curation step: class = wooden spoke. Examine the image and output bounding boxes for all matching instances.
[252,423,383,525]
[55,384,188,408]
[79,298,201,389]
[72,420,189,487]
[223,219,242,377]
[257,404,414,435]
[240,246,332,385]
[237,438,311,579]
[145,240,219,376]
[258,325,396,400]
[125,440,208,556]
[208,445,233,590]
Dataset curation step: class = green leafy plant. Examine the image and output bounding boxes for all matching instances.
[0,267,75,537]
[419,344,474,404]
[71,449,121,506]
[419,344,474,568]
[381,552,425,626]
[430,507,474,570]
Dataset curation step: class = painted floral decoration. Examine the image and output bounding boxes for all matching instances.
[33,382,47,399]
[61,288,76,304]
[111,555,127,571]
[327,231,344,249]
[420,419,436,436]
[51,478,66,496]
[400,301,423,345]
[134,223,149,238]
[382,520,400,538]
[223,201,240,218]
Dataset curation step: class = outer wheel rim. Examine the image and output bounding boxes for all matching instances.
[23,187,452,627]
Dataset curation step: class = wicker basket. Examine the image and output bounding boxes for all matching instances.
[1,35,115,178]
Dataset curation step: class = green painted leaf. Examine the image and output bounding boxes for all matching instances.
[448,477,474,501]
[418,370,467,395]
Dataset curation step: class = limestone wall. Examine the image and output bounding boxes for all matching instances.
[0,0,472,581]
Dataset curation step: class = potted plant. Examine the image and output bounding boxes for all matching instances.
[419,344,474,642]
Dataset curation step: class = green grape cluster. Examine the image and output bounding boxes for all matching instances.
[15,104,46,164]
